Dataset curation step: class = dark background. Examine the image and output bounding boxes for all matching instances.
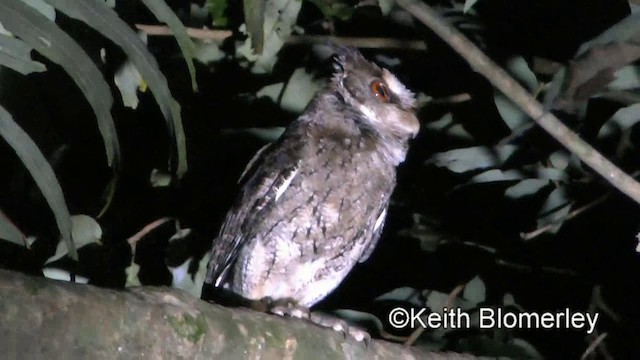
[0,0,637,358]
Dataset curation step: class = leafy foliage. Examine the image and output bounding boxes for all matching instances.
[0,0,639,358]
[0,0,120,168]
[0,103,76,259]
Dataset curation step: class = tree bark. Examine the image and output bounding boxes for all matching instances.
[0,269,479,359]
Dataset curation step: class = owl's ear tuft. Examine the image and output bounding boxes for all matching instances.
[331,46,366,72]
[330,46,351,84]
[332,56,345,74]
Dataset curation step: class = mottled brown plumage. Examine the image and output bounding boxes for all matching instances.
[204,47,419,310]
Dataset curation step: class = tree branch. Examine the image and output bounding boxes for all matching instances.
[133,24,427,50]
[0,269,480,359]
[398,0,640,205]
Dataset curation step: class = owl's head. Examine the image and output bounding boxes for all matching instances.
[331,47,420,141]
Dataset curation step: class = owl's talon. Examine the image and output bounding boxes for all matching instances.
[270,306,284,316]
[310,312,371,344]
[268,300,310,319]
[269,303,371,344]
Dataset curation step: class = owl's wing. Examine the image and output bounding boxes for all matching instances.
[237,143,271,185]
[206,234,240,287]
[205,140,303,287]
[358,206,388,263]
[204,143,274,286]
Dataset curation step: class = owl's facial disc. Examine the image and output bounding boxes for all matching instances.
[355,97,420,139]
[347,70,420,139]
[331,48,420,139]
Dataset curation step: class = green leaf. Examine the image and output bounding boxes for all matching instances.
[494,57,538,130]
[0,34,47,75]
[463,276,486,305]
[221,127,285,142]
[243,0,266,54]
[463,0,479,14]
[598,103,640,138]
[45,215,102,264]
[307,0,354,21]
[140,0,198,92]
[375,287,425,307]
[537,187,572,234]
[43,268,89,283]
[237,0,302,73]
[113,60,143,110]
[0,104,76,260]
[44,0,188,178]
[576,13,640,56]
[150,168,173,188]
[608,65,640,91]
[428,145,518,173]
[0,0,120,168]
[0,207,26,247]
[506,56,538,92]
[505,179,549,199]
[494,92,528,131]
[167,227,206,296]
[424,113,473,141]
[207,0,228,27]
[256,67,322,113]
[548,151,570,171]
[22,0,55,20]
[378,0,395,16]
[168,255,209,298]
[469,169,524,184]
[125,261,142,287]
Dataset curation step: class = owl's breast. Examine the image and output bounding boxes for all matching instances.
[232,139,396,305]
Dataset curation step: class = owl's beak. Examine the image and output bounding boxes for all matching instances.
[405,114,421,139]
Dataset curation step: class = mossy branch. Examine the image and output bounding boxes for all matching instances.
[0,269,480,359]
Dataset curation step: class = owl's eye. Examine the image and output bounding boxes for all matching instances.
[370,80,391,103]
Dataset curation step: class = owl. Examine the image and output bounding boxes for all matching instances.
[204,47,419,326]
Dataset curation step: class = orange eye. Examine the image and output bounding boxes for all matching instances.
[370,80,391,103]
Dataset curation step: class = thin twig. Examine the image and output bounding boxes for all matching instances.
[591,285,621,323]
[521,194,610,240]
[585,286,615,359]
[497,122,536,145]
[398,0,640,205]
[403,309,426,346]
[581,332,608,360]
[445,284,466,310]
[284,35,427,50]
[134,24,427,50]
[379,330,410,342]
[523,170,640,240]
[135,24,232,41]
[495,259,579,276]
[403,284,465,346]
[127,217,173,251]
[439,238,498,254]
[427,93,472,105]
